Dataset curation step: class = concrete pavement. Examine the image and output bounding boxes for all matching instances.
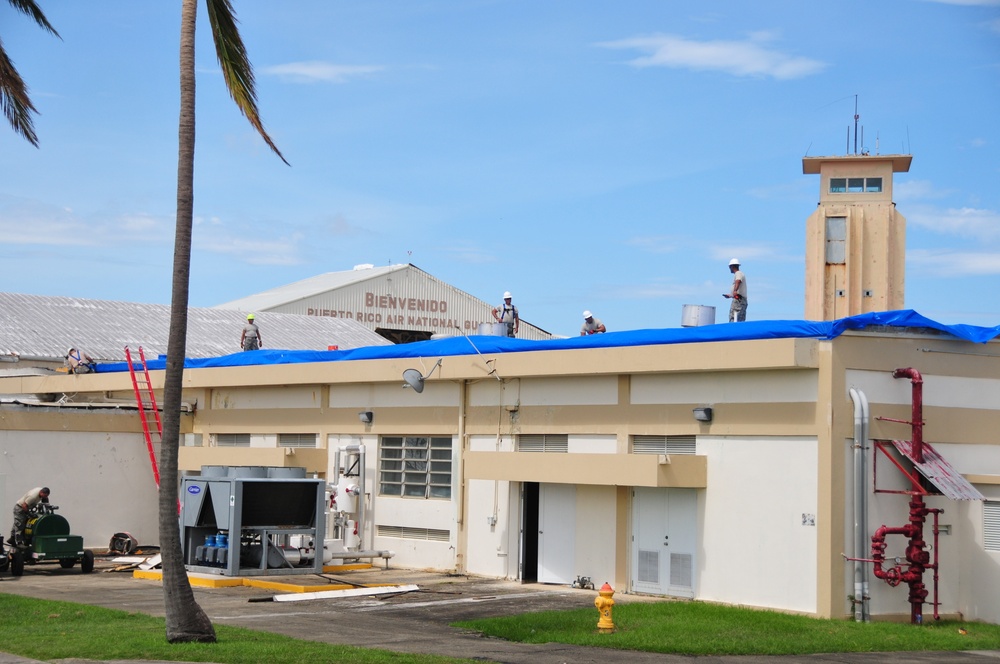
[1,558,998,664]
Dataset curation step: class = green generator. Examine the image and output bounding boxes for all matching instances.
[7,504,94,576]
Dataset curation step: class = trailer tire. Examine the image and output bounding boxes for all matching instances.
[11,550,24,576]
[81,550,94,574]
[60,558,76,569]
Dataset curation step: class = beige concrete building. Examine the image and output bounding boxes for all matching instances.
[1,319,998,623]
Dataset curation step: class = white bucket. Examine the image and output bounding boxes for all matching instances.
[681,304,716,327]
[477,322,508,336]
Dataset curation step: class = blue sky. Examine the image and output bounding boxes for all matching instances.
[1,1,998,338]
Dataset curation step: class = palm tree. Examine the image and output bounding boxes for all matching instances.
[160,0,287,643]
[1,0,60,146]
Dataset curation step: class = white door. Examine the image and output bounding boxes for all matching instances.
[632,487,697,597]
[537,483,575,584]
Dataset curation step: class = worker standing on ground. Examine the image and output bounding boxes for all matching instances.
[66,347,96,373]
[491,292,519,337]
[722,258,748,322]
[580,310,606,335]
[241,313,263,351]
[9,486,49,546]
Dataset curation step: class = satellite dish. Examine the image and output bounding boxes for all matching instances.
[401,359,442,393]
[402,368,425,393]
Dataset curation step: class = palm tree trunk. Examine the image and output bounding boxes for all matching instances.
[161,0,216,643]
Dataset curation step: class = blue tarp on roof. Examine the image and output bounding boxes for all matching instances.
[96,310,1000,373]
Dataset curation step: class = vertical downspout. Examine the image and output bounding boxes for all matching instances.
[331,446,341,541]
[455,379,468,573]
[358,444,367,550]
[849,387,871,622]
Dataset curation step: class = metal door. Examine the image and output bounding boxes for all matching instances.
[632,487,697,597]
[537,483,575,584]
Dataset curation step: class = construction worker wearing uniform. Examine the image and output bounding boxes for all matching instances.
[491,291,519,337]
[66,347,96,373]
[9,486,49,546]
[580,310,606,335]
[241,314,262,351]
[723,258,748,322]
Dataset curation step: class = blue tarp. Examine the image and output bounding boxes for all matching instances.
[96,309,1000,374]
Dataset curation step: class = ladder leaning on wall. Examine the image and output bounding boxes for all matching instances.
[125,346,163,489]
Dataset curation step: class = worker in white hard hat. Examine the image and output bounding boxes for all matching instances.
[722,258,748,322]
[580,310,606,335]
[491,291,519,337]
[240,313,263,351]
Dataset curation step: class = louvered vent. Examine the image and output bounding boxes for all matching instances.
[518,434,569,453]
[985,501,1000,552]
[632,435,696,455]
[376,525,450,542]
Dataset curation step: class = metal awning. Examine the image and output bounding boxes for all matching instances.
[884,439,986,501]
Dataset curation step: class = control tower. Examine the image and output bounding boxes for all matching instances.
[802,153,911,320]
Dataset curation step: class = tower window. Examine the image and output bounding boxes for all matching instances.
[848,178,865,193]
[865,177,882,192]
[830,178,846,193]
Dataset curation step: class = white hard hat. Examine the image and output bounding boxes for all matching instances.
[729,258,740,266]
[503,291,512,299]
[583,310,592,319]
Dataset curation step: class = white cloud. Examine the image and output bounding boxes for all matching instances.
[894,180,954,201]
[261,61,384,83]
[597,32,826,80]
[909,249,1000,275]
[909,206,1000,242]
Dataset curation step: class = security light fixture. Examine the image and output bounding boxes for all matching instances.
[693,407,713,423]
[358,411,373,424]
[401,359,443,393]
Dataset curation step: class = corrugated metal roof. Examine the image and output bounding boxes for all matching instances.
[215,264,408,312]
[884,438,986,501]
[0,292,390,363]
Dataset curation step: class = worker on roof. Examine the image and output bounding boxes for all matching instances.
[66,347,96,374]
[491,291,519,338]
[241,313,263,351]
[722,258,748,322]
[9,486,49,546]
[580,310,606,335]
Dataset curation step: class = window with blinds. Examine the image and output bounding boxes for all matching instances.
[278,433,318,448]
[632,435,696,455]
[517,434,569,453]
[214,433,250,447]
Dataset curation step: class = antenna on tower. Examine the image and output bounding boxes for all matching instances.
[853,94,860,155]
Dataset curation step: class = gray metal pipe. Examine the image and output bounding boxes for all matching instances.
[849,387,871,622]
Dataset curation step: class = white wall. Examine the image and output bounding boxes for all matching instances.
[0,429,160,547]
[698,436,818,613]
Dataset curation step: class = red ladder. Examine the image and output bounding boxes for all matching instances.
[125,346,162,488]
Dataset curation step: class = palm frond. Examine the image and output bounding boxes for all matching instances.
[7,0,61,38]
[0,38,40,147]
[205,0,288,165]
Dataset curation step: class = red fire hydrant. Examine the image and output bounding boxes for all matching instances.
[594,582,615,632]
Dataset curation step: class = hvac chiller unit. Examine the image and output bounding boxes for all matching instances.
[180,466,325,576]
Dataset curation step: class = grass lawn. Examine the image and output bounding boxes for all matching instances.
[0,593,466,663]
[455,600,1000,656]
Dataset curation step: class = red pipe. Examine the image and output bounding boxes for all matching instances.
[870,368,930,624]
[892,367,923,465]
